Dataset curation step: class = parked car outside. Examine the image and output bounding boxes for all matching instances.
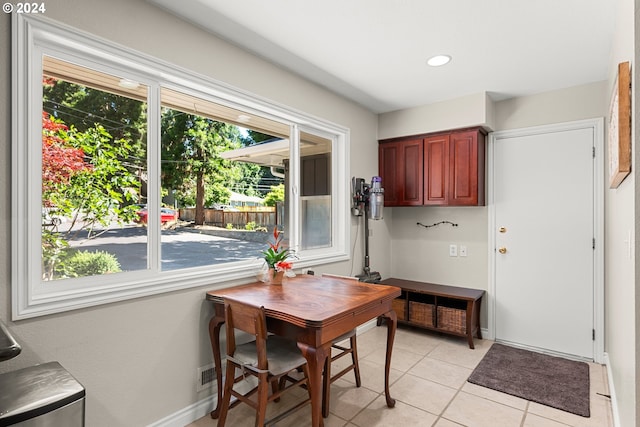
[135,207,179,225]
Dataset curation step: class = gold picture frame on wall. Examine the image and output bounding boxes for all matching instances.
[608,61,631,189]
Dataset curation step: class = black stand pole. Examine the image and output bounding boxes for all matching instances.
[363,206,371,276]
[356,203,381,283]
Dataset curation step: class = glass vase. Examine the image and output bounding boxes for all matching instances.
[268,268,285,285]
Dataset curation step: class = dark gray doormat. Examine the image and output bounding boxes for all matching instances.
[467,343,590,417]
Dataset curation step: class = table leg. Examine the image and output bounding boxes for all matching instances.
[208,312,225,419]
[380,310,397,408]
[298,342,330,427]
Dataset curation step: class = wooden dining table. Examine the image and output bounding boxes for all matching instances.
[206,274,401,427]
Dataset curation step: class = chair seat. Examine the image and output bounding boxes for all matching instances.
[217,298,311,427]
[231,336,306,377]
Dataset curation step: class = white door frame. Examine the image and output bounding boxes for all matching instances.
[487,118,604,363]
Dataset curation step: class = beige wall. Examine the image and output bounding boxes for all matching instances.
[0,1,379,425]
[606,0,637,425]
[378,92,492,139]
[494,81,607,131]
[389,206,488,289]
[636,3,640,422]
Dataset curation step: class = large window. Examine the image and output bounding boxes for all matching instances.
[12,15,349,319]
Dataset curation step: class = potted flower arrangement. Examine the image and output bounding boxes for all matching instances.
[261,227,295,284]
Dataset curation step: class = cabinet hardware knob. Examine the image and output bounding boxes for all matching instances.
[498,247,507,254]
[499,227,507,233]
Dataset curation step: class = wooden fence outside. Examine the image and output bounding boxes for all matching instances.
[179,208,278,229]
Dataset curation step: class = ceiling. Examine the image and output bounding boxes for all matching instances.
[149,0,616,114]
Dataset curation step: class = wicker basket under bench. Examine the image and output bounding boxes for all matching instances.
[380,278,485,349]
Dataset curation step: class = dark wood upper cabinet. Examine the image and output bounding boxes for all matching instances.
[379,143,399,205]
[379,138,423,206]
[379,127,486,207]
[449,129,485,206]
[424,133,449,205]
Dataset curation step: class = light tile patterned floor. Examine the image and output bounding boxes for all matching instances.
[187,326,614,427]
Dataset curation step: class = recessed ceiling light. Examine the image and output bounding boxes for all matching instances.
[237,114,251,123]
[427,55,452,67]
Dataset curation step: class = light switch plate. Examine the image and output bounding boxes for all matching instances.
[449,244,458,257]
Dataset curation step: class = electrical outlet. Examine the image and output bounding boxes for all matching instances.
[196,363,215,392]
[459,245,467,257]
[449,244,458,257]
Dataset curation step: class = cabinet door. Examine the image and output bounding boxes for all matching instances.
[423,134,450,205]
[449,130,485,205]
[379,139,423,206]
[379,142,400,205]
[398,139,424,205]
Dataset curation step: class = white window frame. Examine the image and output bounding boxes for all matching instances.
[12,15,350,320]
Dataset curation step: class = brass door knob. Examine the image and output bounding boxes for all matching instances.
[498,247,507,254]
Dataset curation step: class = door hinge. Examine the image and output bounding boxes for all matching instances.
[592,146,596,158]
[592,238,595,249]
[592,329,596,341]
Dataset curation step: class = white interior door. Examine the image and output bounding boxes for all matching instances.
[491,122,599,360]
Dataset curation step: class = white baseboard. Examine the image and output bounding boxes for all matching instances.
[147,395,215,427]
[603,352,621,427]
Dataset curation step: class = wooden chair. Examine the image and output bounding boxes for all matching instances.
[321,274,362,417]
[217,297,311,427]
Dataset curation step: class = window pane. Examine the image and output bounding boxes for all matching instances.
[41,56,148,280]
[300,131,332,250]
[160,88,286,271]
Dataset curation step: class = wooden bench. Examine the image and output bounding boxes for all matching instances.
[379,278,484,349]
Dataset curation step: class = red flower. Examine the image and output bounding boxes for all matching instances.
[275,260,293,272]
[268,226,282,251]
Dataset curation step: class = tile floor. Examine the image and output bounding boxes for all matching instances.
[187,325,614,427]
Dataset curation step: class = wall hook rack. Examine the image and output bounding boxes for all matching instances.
[417,221,458,229]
